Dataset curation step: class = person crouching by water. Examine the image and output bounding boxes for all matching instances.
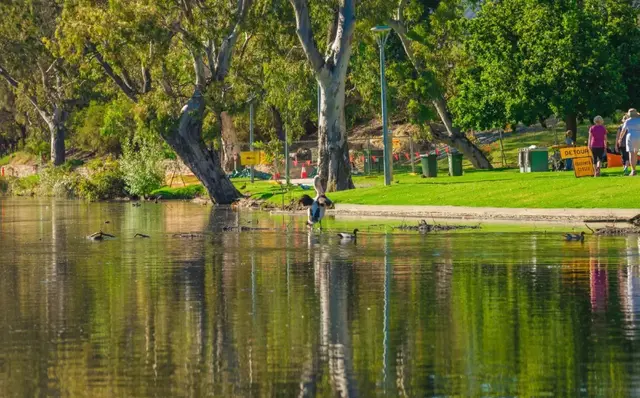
[564,130,575,171]
[588,116,607,176]
[622,108,640,176]
[616,114,630,175]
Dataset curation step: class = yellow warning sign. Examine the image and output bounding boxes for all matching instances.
[560,146,591,160]
[240,151,265,166]
[392,139,401,149]
[573,157,595,178]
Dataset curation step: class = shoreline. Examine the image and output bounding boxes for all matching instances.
[272,204,640,225]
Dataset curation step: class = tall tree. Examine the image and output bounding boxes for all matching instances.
[0,0,81,165]
[289,0,356,191]
[386,0,493,169]
[450,0,639,141]
[59,0,251,204]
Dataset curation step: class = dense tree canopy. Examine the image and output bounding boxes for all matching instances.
[450,0,640,139]
[0,0,639,199]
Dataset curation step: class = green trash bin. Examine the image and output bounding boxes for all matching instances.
[529,148,548,172]
[420,154,438,177]
[518,148,549,172]
[448,153,463,176]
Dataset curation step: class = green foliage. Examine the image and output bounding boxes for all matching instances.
[0,176,9,194]
[150,184,206,200]
[119,133,166,198]
[450,0,640,130]
[77,158,126,201]
[252,140,284,171]
[37,166,81,198]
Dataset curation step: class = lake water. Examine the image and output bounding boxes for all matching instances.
[1,198,640,396]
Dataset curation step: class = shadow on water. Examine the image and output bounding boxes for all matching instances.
[3,198,640,396]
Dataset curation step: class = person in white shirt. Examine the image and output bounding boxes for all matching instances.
[622,109,640,176]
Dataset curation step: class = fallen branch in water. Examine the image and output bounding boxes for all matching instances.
[394,219,481,233]
[584,214,640,226]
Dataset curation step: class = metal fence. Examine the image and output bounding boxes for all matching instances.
[228,136,458,181]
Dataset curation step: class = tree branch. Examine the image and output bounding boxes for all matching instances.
[0,63,52,126]
[214,0,254,81]
[289,0,325,73]
[397,0,408,24]
[86,43,139,102]
[387,19,422,71]
[331,0,356,73]
[0,64,20,89]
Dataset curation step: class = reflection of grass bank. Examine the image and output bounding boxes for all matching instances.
[233,167,639,209]
[150,184,206,199]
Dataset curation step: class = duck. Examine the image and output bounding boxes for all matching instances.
[87,231,116,241]
[418,219,430,232]
[298,175,333,230]
[337,229,359,240]
[134,233,150,238]
[132,202,141,207]
[564,231,585,241]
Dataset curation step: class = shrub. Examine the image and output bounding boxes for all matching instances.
[77,158,126,201]
[119,134,165,197]
[0,176,9,194]
[37,166,81,198]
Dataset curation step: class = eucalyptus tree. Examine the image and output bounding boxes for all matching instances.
[59,0,254,204]
[0,0,82,165]
[288,0,358,191]
[385,0,492,169]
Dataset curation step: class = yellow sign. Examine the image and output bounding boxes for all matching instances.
[560,146,591,160]
[392,139,401,149]
[573,157,595,178]
[240,151,265,166]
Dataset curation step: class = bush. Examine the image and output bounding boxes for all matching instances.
[37,166,81,198]
[77,158,126,201]
[0,176,9,194]
[120,134,165,197]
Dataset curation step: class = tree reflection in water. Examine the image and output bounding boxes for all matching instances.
[3,199,640,396]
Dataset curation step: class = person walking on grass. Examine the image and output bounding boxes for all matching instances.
[617,114,630,175]
[622,108,640,176]
[588,116,607,176]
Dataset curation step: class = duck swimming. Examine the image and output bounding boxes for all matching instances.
[337,229,359,240]
[299,176,333,230]
[564,231,585,241]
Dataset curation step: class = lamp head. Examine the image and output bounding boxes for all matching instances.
[371,25,391,33]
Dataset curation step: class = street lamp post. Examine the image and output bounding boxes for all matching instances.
[249,99,255,183]
[372,25,392,186]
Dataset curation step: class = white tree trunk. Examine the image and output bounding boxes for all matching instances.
[318,79,354,191]
[220,112,240,172]
[49,106,65,166]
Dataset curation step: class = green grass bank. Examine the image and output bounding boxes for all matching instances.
[235,166,637,209]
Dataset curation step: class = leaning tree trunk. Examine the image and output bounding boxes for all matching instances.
[432,97,492,169]
[162,89,240,204]
[318,79,354,191]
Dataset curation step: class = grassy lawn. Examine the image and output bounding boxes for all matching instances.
[234,166,637,209]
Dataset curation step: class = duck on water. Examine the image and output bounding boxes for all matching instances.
[299,176,333,230]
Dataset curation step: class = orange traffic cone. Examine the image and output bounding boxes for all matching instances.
[300,165,308,179]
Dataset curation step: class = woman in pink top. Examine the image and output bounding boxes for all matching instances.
[588,115,607,176]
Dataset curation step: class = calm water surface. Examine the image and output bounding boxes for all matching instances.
[1,198,640,397]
